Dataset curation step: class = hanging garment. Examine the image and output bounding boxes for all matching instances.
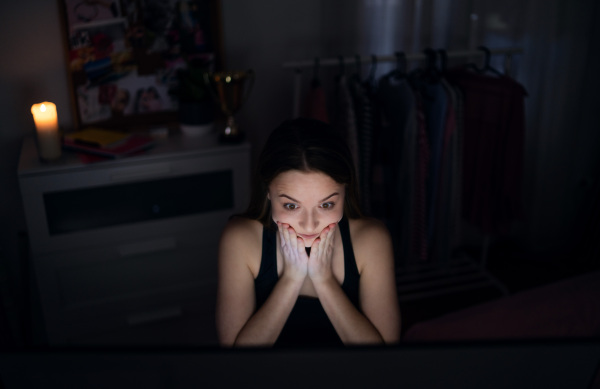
[410,73,449,250]
[370,129,387,219]
[448,84,465,250]
[303,77,329,123]
[333,74,360,183]
[364,77,384,218]
[447,69,527,235]
[430,78,458,264]
[348,74,375,215]
[412,94,430,263]
[377,74,418,266]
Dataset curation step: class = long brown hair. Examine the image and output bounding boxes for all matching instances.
[243,118,362,226]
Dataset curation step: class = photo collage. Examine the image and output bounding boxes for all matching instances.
[62,0,216,126]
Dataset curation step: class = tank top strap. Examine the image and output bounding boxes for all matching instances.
[255,223,278,308]
[258,223,277,277]
[338,216,360,303]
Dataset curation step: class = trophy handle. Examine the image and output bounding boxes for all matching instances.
[203,72,220,106]
[240,70,255,108]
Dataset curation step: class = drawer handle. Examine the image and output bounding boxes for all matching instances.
[127,306,183,326]
[117,237,177,257]
[110,166,172,182]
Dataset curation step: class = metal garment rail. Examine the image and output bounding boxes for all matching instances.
[283,47,522,301]
[283,47,523,117]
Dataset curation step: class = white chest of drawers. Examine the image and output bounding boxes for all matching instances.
[18,134,250,345]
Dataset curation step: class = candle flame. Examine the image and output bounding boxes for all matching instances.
[40,104,47,112]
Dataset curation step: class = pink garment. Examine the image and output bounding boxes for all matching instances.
[303,80,329,123]
[431,83,457,262]
[447,69,527,234]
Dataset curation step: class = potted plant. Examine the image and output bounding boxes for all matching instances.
[173,58,216,136]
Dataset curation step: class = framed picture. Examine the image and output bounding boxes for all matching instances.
[59,0,223,131]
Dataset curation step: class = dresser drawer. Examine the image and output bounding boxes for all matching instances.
[37,230,220,343]
[20,147,249,254]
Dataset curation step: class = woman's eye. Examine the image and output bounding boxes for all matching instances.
[283,203,298,211]
[321,202,335,209]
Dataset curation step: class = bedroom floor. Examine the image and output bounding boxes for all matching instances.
[399,241,592,336]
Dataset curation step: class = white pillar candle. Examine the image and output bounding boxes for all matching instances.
[31,102,61,160]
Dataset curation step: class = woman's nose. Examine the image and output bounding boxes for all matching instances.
[299,209,319,232]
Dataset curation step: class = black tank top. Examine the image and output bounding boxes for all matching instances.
[254,216,360,347]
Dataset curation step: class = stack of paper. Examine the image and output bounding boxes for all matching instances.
[63,128,155,158]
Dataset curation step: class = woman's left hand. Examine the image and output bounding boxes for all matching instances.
[307,223,337,283]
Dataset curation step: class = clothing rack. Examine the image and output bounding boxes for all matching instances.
[283,47,522,302]
[284,47,522,117]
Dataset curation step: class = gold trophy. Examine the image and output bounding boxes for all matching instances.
[204,70,254,143]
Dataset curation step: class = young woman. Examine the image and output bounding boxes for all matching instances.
[216,118,400,347]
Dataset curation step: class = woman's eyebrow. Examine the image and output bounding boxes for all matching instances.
[279,194,300,202]
[278,192,339,203]
[320,192,339,202]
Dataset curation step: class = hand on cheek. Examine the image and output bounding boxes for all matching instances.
[277,221,309,282]
[308,223,337,283]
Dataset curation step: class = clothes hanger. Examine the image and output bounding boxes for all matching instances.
[354,54,362,81]
[393,51,407,78]
[477,46,503,76]
[437,49,448,75]
[423,47,440,82]
[367,54,377,84]
[464,46,503,76]
[464,48,483,73]
[311,57,321,86]
[503,52,513,77]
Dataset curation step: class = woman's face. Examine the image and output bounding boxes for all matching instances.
[268,170,345,247]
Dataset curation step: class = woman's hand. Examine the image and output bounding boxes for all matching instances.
[307,223,337,283]
[277,222,309,282]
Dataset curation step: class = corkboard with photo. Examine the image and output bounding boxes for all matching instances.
[59,0,223,131]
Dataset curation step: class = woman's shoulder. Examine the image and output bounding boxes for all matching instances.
[347,216,391,242]
[219,216,265,276]
[347,217,393,271]
[220,216,264,245]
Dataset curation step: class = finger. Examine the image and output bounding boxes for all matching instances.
[324,224,336,252]
[320,224,331,244]
[289,225,307,256]
[327,223,337,241]
[297,237,306,255]
[279,222,286,242]
[277,221,284,245]
[322,223,336,238]
[287,226,298,252]
[310,237,321,258]
[319,226,329,240]
[286,226,304,257]
[282,223,292,248]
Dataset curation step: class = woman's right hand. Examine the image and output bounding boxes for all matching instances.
[277,221,309,282]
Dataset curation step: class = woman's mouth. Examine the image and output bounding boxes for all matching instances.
[298,233,319,240]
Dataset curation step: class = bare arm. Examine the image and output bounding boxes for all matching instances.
[215,219,306,347]
[311,219,401,345]
[313,278,385,344]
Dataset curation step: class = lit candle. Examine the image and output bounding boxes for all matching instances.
[31,102,61,160]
